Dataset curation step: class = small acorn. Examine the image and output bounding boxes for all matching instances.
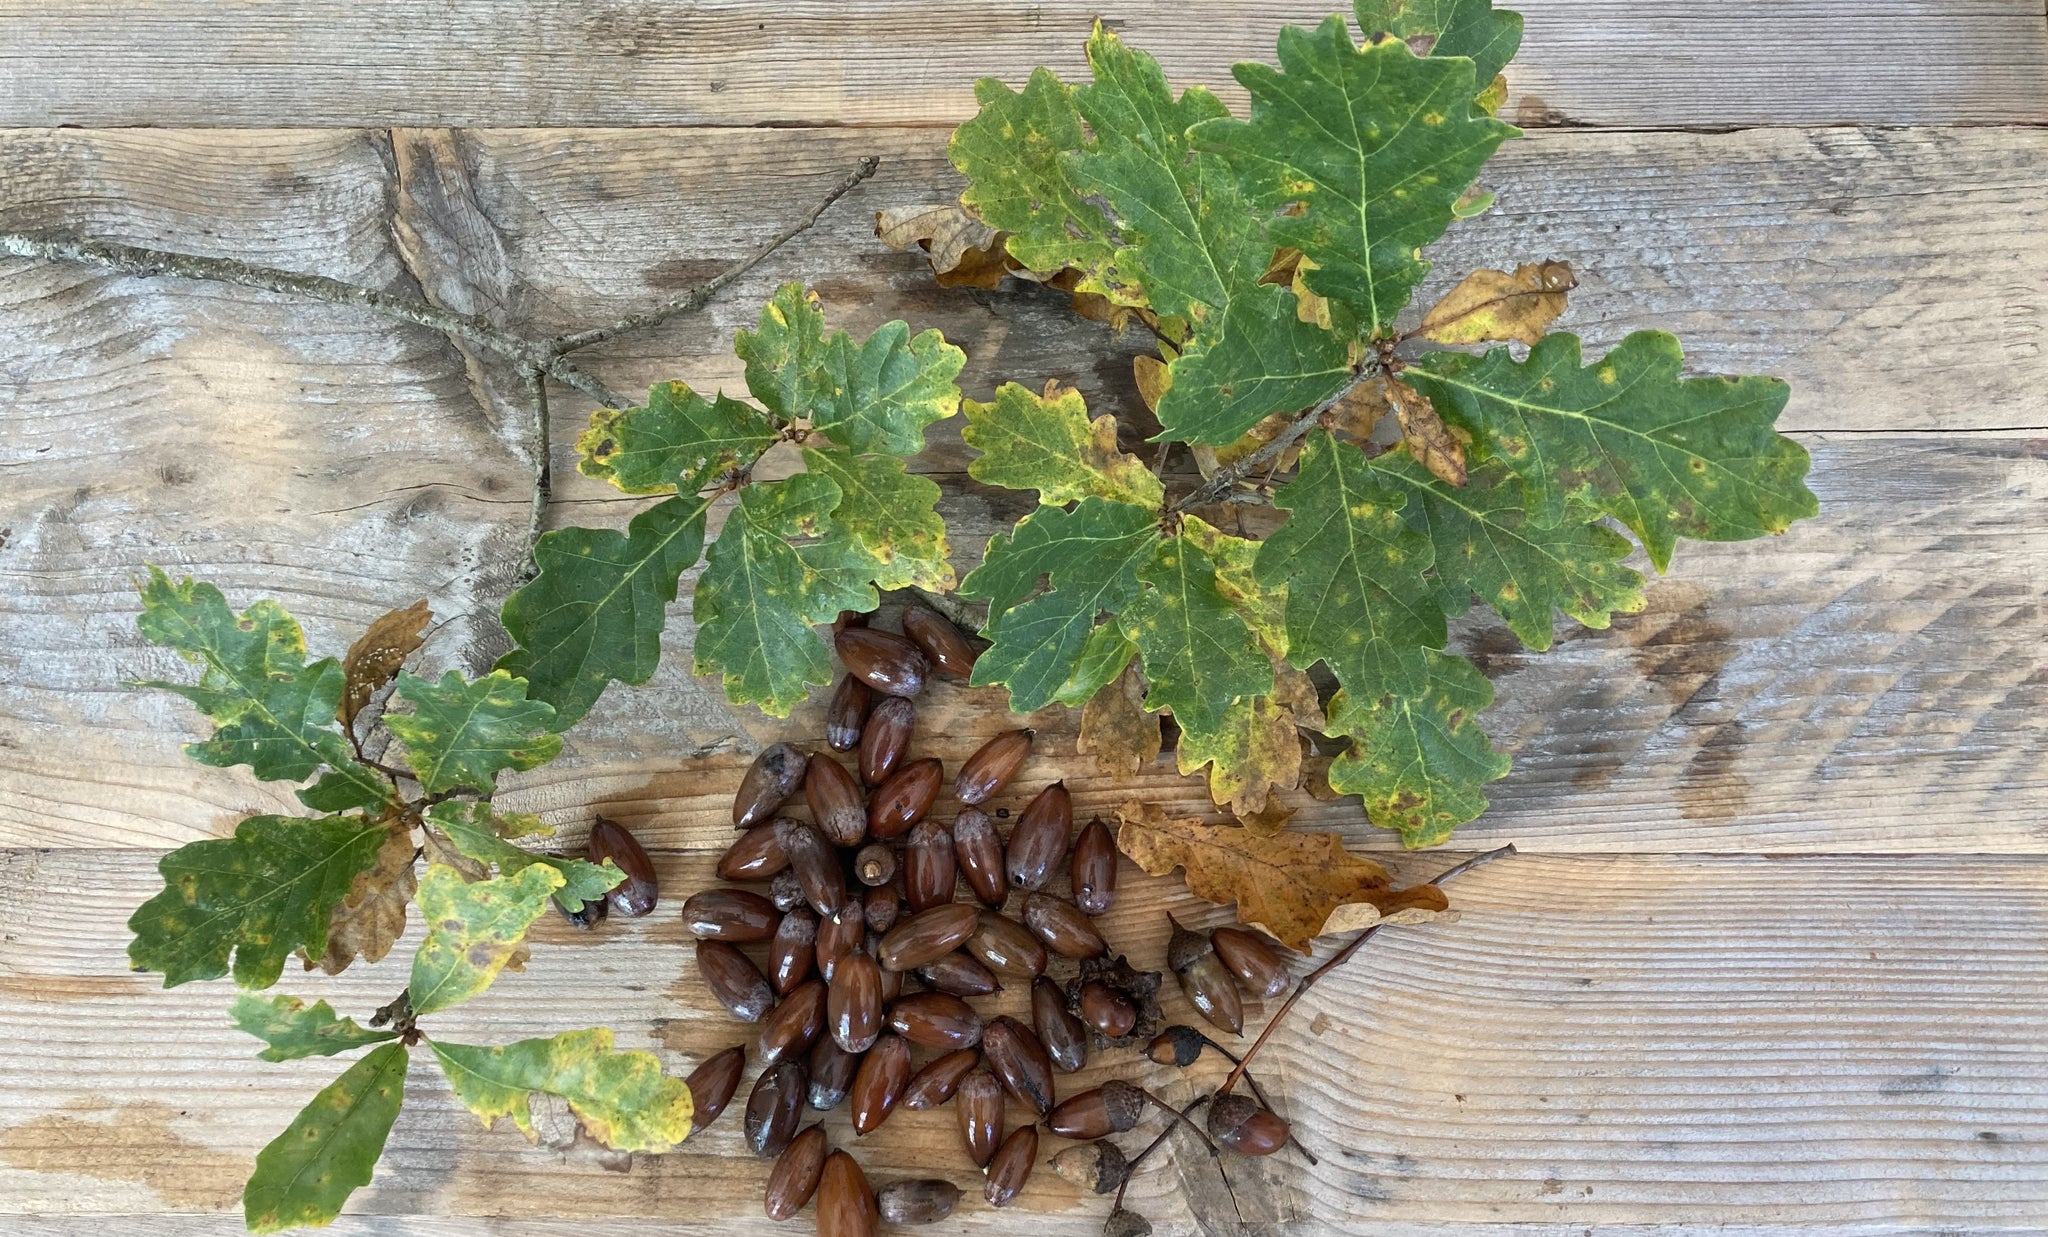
[587,817,658,916]
[982,1123,1038,1208]
[1212,925,1292,999]
[874,1177,961,1225]
[1167,915,1245,1036]
[1146,1024,1208,1068]
[1048,1139,1131,1195]
[682,1045,745,1132]
[1207,1092,1290,1157]
[1046,1079,1146,1139]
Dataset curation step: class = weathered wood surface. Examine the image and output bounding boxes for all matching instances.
[2,1,2045,129]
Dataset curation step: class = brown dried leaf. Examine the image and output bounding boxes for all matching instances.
[1078,663,1162,778]
[338,600,431,728]
[307,814,418,975]
[1114,801,1448,950]
[874,205,1013,289]
[1416,261,1575,347]
[1391,379,1468,487]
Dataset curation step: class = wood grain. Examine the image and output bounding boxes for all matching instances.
[0,1,2043,129]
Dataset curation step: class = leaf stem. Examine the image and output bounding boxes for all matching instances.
[1168,360,1379,515]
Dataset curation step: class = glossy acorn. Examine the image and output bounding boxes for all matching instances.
[836,627,928,698]
[1049,1140,1131,1195]
[954,728,1033,806]
[776,816,847,918]
[849,1032,911,1135]
[862,883,900,933]
[683,1045,745,1131]
[1047,1080,1145,1139]
[1207,1092,1290,1157]
[915,951,1000,998]
[1167,916,1245,1036]
[828,951,884,1054]
[902,1047,979,1111]
[682,888,780,942]
[769,868,807,913]
[716,823,789,882]
[806,1035,860,1112]
[1033,976,1088,1073]
[825,675,872,752]
[868,933,905,1003]
[1069,816,1119,915]
[696,940,774,1023]
[768,905,818,995]
[901,818,956,912]
[744,1058,807,1158]
[1079,979,1138,1038]
[853,843,897,889]
[816,906,865,984]
[877,903,979,972]
[804,753,868,848]
[1004,780,1071,891]
[875,1178,961,1225]
[886,991,984,1050]
[967,909,1047,980]
[858,695,915,786]
[901,606,979,679]
[868,756,942,840]
[1022,892,1106,959]
[982,1123,1038,1208]
[950,809,1008,908]
[979,1015,1055,1114]
[763,1123,828,1220]
[755,979,826,1067]
[1212,926,1292,999]
[817,1149,880,1237]
[588,817,658,916]
[734,741,809,829]
[955,1068,1004,1167]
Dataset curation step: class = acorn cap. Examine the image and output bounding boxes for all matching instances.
[1207,1091,1263,1141]
[1104,1207,1154,1237]
[1146,1024,1206,1068]
[1165,915,1213,974]
[1049,1140,1130,1194]
[1099,1079,1147,1132]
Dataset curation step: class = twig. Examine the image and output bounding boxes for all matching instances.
[1169,362,1378,515]
[521,364,552,570]
[1220,843,1517,1096]
[1114,1095,1212,1212]
[1181,1032,1318,1165]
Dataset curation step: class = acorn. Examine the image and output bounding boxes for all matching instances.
[836,627,928,698]
[744,1058,807,1157]
[950,809,1008,908]
[756,979,826,1067]
[1033,976,1088,1073]
[1049,1139,1131,1195]
[804,753,868,848]
[982,1124,1037,1208]
[1079,979,1138,1038]
[877,903,980,973]
[1004,780,1071,890]
[967,909,1047,980]
[886,991,984,1051]
[862,884,901,933]
[915,951,1000,998]
[849,1032,911,1135]
[1212,926,1292,999]
[1146,1024,1208,1068]
[816,905,866,983]
[806,1034,860,1112]
[587,817,658,916]
[1069,816,1119,915]
[767,905,818,995]
[954,728,1033,806]
[1022,891,1107,959]
[955,1068,1003,1167]
[828,951,884,1054]
[901,818,957,912]
[1168,915,1244,1036]
[716,823,789,882]
[734,741,809,829]
[902,1047,979,1111]
[1047,1080,1146,1140]
[825,676,872,752]
[875,1178,961,1225]
[1104,1207,1155,1237]
[682,1045,745,1131]
[682,888,780,942]
[852,842,897,890]
[696,940,774,1023]
[868,756,942,840]
[858,695,915,786]
[979,1015,1055,1114]
[817,1149,879,1237]
[1207,1092,1290,1157]
[778,816,847,918]
[769,868,807,913]
[901,606,979,679]
[763,1123,828,1219]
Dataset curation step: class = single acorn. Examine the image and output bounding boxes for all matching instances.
[868,756,942,840]
[858,695,915,786]
[955,1068,1004,1167]
[734,741,809,829]
[901,818,957,912]
[836,627,929,698]
[1079,979,1138,1038]
[828,951,884,1054]
[744,1058,807,1157]
[967,909,1047,980]
[824,675,872,753]
[1069,815,1119,915]
[1212,925,1292,999]
[901,606,979,679]
[696,940,774,1023]
[716,823,789,882]
[1207,1092,1290,1157]
[877,903,980,972]
[954,728,1033,805]
[902,1047,979,1111]
[862,883,901,933]
[1047,1080,1147,1140]
[682,1045,745,1132]
[681,888,780,942]
[1004,780,1071,890]
[886,991,984,1051]
[1023,891,1107,959]
[1033,976,1089,1073]
[806,1034,860,1112]
[915,951,1000,997]
[1168,915,1245,1036]
[1146,1024,1208,1068]
[950,809,1009,908]
[982,1123,1038,1208]
[849,1032,911,1135]
[1049,1139,1131,1195]
[588,817,658,916]
[767,905,818,995]
[875,1178,962,1225]
[979,1015,1055,1114]
[756,979,827,1067]
[804,753,868,848]
[817,1148,880,1237]
[763,1123,828,1220]
[816,905,866,983]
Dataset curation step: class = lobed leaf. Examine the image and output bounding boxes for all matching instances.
[337,599,430,731]
[243,1041,407,1233]
[1415,260,1574,346]
[429,1028,694,1154]
[950,68,1120,291]
[963,381,1164,509]
[425,801,623,914]
[230,993,397,1063]
[1354,0,1525,85]
[577,380,776,496]
[801,448,955,593]
[409,862,564,1017]
[305,818,417,976]
[384,670,562,796]
[1325,649,1511,846]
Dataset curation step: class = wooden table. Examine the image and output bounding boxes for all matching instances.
[2,3,2045,1233]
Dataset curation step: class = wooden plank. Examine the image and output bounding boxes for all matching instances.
[4,850,2048,1231]
[0,1,2043,129]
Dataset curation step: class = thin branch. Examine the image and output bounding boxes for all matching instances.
[521,364,552,571]
[1168,362,1377,515]
[1115,1095,1212,1212]
[547,156,883,355]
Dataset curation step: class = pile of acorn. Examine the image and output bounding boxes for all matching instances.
[582,606,1308,1236]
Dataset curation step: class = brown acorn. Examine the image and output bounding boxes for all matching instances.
[682,888,780,942]
[1047,1080,1145,1139]
[756,979,826,1067]
[806,1034,860,1112]
[734,741,809,829]
[982,1123,1037,1208]
[886,991,984,1050]
[776,817,847,918]
[588,817,658,916]
[769,868,807,913]
[1049,1140,1131,1195]
[868,756,942,840]
[849,1032,911,1135]
[744,1058,807,1157]
[683,1045,745,1131]
[901,606,979,680]
[955,1068,1004,1167]
[902,1047,979,1111]
[954,728,1033,806]
[825,675,873,753]
[914,951,1000,998]
[1069,816,1119,915]
[817,1149,879,1237]
[836,627,929,698]
[1022,892,1107,959]
[816,906,866,983]
[804,753,868,848]
[828,951,884,1054]
[1212,925,1292,999]
[1146,1024,1207,1068]
[1208,1092,1290,1157]
[696,940,774,1023]
[852,843,896,890]
[862,884,901,933]
[858,695,915,786]
[715,823,789,882]
[979,1015,1055,1114]
[1033,976,1089,1073]
[967,909,1047,980]
[1167,916,1245,1036]
[768,905,818,995]
[1079,979,1138,1038]
[877,903,980,972]
[875,1178,961,1225]
[950,809,1009,908]
[901,818,956,912]
[763,1123,828,1220]
[1004,780,1071,890]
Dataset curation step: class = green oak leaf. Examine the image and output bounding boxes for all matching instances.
[244,1041,408,1233]
[961,497,1160,713]
[1255,431,1445,704]
[963,381,1164,508]
[801,448,955,592]
[129,813,390,990]
[577,381,777,495]
[1325,650,1510,846]
[409,862,564,1016]
[1052,626,1139,708]
[1122,528,1273,739]
[735,283,965,456]
[1372,450,1646,649]
[495,491,711,727]
[951,68,1121,289]
[429,1028,694,1153]
[1403,332,1819,571]
[424,801,623,914]
[1195,18,1516,338]
[692,473,851,716]
[230,993,397,1063]
[384,669,562,795]
[1355,0,1524,85]
[1068,26,1352,445]
[135,568,390,813]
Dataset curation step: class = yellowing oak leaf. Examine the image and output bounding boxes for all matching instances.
[305,815,418,976]
[409,862,564,1016]
[429,1028,693,1154]
[875,204,1014,289]
[1114,800,1448,950]
[337,599,430,729]
[1077,662,1161,778]
[1416,261,1575,346]
[964,381,1164,509]
[1389,377,1468,487]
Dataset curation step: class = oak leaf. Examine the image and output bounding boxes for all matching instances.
[337,599,430,730]
[230,994,397,1063]
[1077,662,1162,778]
[408,862,564,1016]
[428,1028,694,1153]
[1416,261,1575,346]
[305,814,418,975]
[244,1042,407,1233]
[874,204,1014,289]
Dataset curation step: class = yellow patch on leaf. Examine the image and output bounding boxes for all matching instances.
[1416,261,1575,347]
